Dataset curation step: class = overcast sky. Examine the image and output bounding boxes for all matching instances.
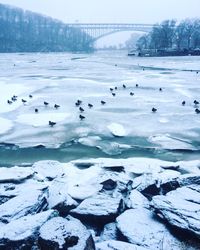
[0,0,199,24]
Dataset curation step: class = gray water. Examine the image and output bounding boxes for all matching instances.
[0,51,200,165]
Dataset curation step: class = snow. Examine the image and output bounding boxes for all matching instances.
[0,117,13,135]
[16,112,71,127]
[107,123,127,137]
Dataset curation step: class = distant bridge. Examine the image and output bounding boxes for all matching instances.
[67,23,154,41]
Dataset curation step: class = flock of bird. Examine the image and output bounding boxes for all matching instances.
[6,81,200,127]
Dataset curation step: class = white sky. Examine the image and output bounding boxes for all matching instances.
[0,0,199,24]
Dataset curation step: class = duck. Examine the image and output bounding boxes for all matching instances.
[112,93,116,97]
[130,92,134,96]
[195,108,200,114]
[101,100,106,105]
[182,101,186,106]
[79,107,84,112]
[159,88,162,91]
[123,84,126,89]
[152,107,157,113]
[29,95,33,98]
[194,100,199,105]
[44,101,49,106]
[7,100,12,104]
[88,103,93,108]
[35,108,38,113]
[21,99,27,104]
[49,121,56,127]
[136,84,139,88]
[54,104,60,109]
[110,88,114,92]
[79,114,85,120]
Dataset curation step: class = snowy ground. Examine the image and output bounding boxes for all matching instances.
[0,51,199,164]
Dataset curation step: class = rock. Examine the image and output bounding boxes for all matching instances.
[38,216,95,250]
[152,185,200,238]
[0,179,48,205]
[100,179,117,191]
[179,174,200,186]
[0,189,48,223]
[126,190,149,209]
[132,170,181,199]
[0,210,58,249]
[33,160,65,181]
[116,208,188,249]
[65,163,103,200]
[96,240,148,250]
[100,222,118,241]
[48,178,78,216]
[0,166,34,184]
[70,194,125,225]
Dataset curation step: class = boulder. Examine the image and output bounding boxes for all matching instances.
[116,208,188,249]
[100,179,117,191]
[100,222,118,241]
[70,194,125,225]
[132,170,181,199]
[33,160,65,181]
[126,190,149,209]
[38,216,95,250]
[0,166,34,184]
[47,178,78,216]
[0,210,57,249]
[96,240,148,250]
[152,185,200,238]
[0,189,48,223]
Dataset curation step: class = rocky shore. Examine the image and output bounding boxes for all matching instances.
[0,157,200,249]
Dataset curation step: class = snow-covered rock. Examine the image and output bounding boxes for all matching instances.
[33,160,65,181]
[70,194,125,224]
[0,166,34,183]
[47,178,78,216]
[96,240,148,250]
[126,189,149,209]
[100,222,118,241]
[152,185,200,238]
[0,210,58,249]
[116,208,189,249]
[0,189,48,223]
[107,123,127,137]
[38,216,95,250]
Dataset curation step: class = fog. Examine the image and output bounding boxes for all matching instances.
[0,0,199,24]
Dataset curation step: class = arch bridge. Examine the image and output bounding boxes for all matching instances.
[67,23,154,41]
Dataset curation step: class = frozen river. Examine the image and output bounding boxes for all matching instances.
[0,51,200,165]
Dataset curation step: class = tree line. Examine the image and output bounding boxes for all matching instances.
[135,19,200,52]
[0,4,94,53]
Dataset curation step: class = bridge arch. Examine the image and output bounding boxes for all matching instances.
[67,23,154,42]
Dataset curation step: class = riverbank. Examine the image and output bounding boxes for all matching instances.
[0,157,200,249]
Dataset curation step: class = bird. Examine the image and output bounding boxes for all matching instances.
[11,95,17,101]
[21,99,27,104]
[114,87,118,90]
[49,121,56,127]
[54,104,60,109]
[197,71,199,74]
[152,107,157,112]
[136,84,139,88]
[182,101,186,106]
[75,100,82,106]
[194,100,199,105]
[44,101,49,106]
[101,100,106,105]
[130,92,134,96]
[110,88,114,92]
[195,108,200,114]
[123,84,126,89]
[79,107,84,112]
[79,114,85,120]
[29,95,33,98]
[159,88,162,91]
[112,93,116,97]
[88,103,93,108]
[35,108,38,113]
[7,100,12,104]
